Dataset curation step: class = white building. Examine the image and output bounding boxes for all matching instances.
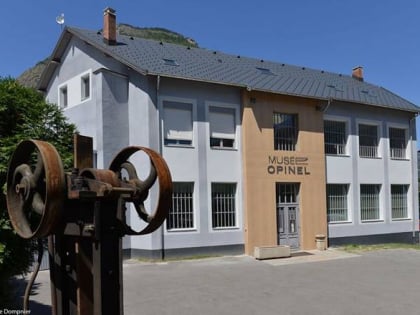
[39,8,419,257]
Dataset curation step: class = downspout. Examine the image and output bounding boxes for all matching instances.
[321,98,333,246]
[409,113,419,243]
[156,75,166,259]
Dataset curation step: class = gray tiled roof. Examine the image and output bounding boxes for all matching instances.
[41,27,419,113]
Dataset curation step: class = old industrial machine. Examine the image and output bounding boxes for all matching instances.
[6,135,172,315]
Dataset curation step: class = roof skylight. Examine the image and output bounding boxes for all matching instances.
[256,67,275,75]
[163,58,179,66]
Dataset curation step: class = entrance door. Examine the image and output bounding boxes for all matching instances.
[276,183,300,249]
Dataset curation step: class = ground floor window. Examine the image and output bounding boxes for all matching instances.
[211,183,237,228]
[276,183,299,204]
[360,184,381,221]
[326,184,349,222]
[391,185,409,219]
[167,182,194,230]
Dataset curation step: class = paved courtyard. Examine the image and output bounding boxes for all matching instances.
[16,248,420,314]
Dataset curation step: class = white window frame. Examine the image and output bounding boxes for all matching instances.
[166,182,196,232]
[57,69,93,109]
[211,183,238,229]
[324,116,350,156]
[160,96,197,148]
[360,184,382,222]
[357,120,382,158]
[391,184,410,220]
[59,84,68,108]
[273,112,298,151]
[326,184,350,223]
[81,73,91,101]
[387,123,409,160]
[206,101,239,150]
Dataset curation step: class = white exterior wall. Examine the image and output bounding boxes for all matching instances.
[44,39,245,253]
[158,79,243,250]
[44,37,131,166]
[325,102,418,239]
[44,34,418,254]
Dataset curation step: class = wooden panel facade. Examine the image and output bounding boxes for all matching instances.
[241,91,328,254]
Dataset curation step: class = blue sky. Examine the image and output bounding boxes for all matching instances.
[1,1,420,142]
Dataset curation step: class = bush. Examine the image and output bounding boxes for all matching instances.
[0,77,76,305]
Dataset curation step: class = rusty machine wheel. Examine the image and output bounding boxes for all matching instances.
[109,146,172,235]
[6,140,65,239]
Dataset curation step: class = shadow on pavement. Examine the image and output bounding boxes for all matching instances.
[9,276,52,315]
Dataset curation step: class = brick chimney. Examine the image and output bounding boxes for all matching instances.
[103,7,116,45]
[352,66,364,81]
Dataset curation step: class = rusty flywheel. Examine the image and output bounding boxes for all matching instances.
[6,140,65,239]
[109,146,172,235]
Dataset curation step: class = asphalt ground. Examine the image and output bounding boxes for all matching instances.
[12,248,420,315]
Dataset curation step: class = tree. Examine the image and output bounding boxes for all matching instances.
[0,77,76,305]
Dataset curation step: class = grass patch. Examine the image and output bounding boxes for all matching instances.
[137,254,222,263]
[341,243,420,253]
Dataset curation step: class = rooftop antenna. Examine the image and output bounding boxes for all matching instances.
[56,13,65,30]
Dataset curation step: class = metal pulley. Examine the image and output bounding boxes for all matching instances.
[6,140,65,239]
[109,146,172,235]
[6,136,173,315]
[6,139,172,239]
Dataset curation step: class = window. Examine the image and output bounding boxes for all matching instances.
[359,124,378,158]
[273,113,298,151]
[256,67,275,75]
[209,107,235,148]
[326,184,349,222]
[163,101,193,146]
[276,183,299,204]
[59,86,68,108]
[389,128,407,159]
[360,184,381,221]
[81,74,90,100]
[167,182,194,230]
[324,120,346,155]
[211,183,237,228]
[391,185,409,219]
[163,58,179,66]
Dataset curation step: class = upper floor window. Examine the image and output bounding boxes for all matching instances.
[273,113,298,151]
[359,124,378,158]
[81,74,90,100]
[59,85,68,108]
[324,120,346,155]
[389,127,407,159]
[209,107,235,148]
[163,101,193,146]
